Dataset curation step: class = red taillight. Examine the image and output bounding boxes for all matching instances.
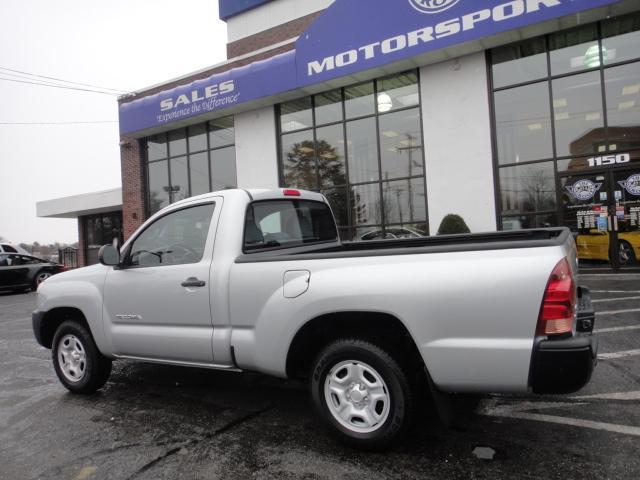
[537,258,576,336]
[283,189,301,196]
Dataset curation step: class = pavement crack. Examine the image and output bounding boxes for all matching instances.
[125,445,186,479]
[124,405,271,479]
[206,404,272,438]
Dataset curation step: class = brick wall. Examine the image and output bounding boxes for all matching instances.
[120,137,145,240]
[226,11,322,58]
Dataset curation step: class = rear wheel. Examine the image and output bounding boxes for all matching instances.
[618,241,636,266]
[52,320,112,394]
[310,339,413,450]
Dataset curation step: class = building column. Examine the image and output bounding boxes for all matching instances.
[234,106,280,189]
[420,52,497,234]
[76,217,86,267]
[120,137,145,240]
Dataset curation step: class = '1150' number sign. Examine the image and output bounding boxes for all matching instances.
[587,153,631,167]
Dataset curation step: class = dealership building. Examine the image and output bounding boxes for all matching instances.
[41,0,640,266]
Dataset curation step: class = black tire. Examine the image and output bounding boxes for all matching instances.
[32,269,53,291]
[310,339,413,450]
[618,241,636,266]
[51,320,112,394]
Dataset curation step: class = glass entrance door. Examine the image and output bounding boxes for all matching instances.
[561,168,640,268]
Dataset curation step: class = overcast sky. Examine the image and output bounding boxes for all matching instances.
[0,0,228,245]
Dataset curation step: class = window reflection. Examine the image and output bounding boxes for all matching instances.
[145,116,236,215]
[148,160,170,212]
[553,71,604,157]
[376,72,419,112]
[495,82,553,164]
[502,213,557,230]
[492,38,547,88]
[602,13,640,65]
[492,15,640,229]
[345,82,375,119]
[379,108,423,180]
[316,124,346,189]
[280,98,313,132]
[315,90,343,125]
[281,130,316,190]
[500,162,556,214]
[322,187,349,226]
[352,183,382,226]
[347,118,379,184]
[190,152,209,196]
[169,156,189,202]
[549,25,599,75]
[188,124,207,152]
[209,117,235,149]
[278,71,427,237]
[382,178,426,224]
[147,134,167,161]
[168,130,187,157]
[605,62,640,152]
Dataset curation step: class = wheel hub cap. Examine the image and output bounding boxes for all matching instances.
[324,360,390,434]
[57,334,87,383]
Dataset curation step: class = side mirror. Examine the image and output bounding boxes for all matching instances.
[98,244,120,266]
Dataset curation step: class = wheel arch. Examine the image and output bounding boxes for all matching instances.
[285,311,425,379]
[38,307,90,349]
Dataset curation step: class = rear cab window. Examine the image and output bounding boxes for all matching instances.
[243,200,338,252]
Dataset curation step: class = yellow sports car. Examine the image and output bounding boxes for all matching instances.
[576,230,640,265]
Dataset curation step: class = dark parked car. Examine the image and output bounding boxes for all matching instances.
[0,253,66,292]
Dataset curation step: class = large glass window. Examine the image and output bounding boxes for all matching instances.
[277,71,427,241]
[490,13,640,229]
[494,82,553,164]
[144,116,236,215]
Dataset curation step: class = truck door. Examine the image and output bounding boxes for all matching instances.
[103,201,218,364]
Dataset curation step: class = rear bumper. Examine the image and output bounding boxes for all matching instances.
[530,286,598,394]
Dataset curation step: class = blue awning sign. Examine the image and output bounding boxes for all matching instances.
[120,0,622,135]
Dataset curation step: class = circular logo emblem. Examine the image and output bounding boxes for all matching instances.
[566,179,602,201]
[408,0,461,14]
[618,174,640,196]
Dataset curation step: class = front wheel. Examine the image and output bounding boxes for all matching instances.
[52,320,112,394]
[310,339,413,450]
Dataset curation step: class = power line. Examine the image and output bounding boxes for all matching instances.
[0,120,118,125]
[0,75,119,95]
[0,65,127,93]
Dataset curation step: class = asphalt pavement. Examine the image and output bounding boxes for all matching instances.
[0,275,638,480]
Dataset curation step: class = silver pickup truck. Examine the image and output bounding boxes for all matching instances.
[33,188,597,448]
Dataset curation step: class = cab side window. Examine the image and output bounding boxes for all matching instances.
[127,203,215,268]
[0,254,9,266]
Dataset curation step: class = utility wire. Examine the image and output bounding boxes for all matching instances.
[0,65,127,93]
[0,75,119,95]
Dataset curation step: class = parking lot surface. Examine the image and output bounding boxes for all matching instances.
[1,275,639,479]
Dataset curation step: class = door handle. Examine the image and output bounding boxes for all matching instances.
[181,277,206,288]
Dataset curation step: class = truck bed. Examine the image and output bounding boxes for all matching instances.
[236,227,570,263]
